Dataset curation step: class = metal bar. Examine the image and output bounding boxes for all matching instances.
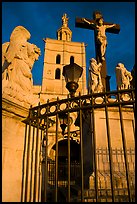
[67,111,71,202]
[104,100,115,202]
[21,123,28,202]
[91,97,98,202]
[33,107,40,202]
[41,131,45,202]
[79,95,84,202]
[118,101,132,202]
[37,128,42,202]
[38,129,43,202]
[29,126,35,202]
[44,115,49,201]
[24,118,32,201]
[55,112,59,202]
[131,90,135,141]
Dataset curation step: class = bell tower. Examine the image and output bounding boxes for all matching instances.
[41,13,87,102]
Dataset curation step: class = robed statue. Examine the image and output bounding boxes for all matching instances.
[89,58,103,93]
[115,63,132,90]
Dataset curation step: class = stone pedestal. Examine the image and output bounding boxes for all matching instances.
[2,98,29,202]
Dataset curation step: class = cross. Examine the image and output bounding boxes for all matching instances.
[75,11,120,91]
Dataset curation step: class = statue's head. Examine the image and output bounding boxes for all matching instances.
[98,18,104,25]
[90,58,96,63]
[10,26,31,42]
[117,63,124,68]
[93,11,104,26]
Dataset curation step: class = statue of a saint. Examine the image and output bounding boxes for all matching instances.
[2,26,41,106]
[89,58,103,93]
[82,17,116,60]
[62,13,69,27]
[115,63,133,90]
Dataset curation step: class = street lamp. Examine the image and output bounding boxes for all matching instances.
[59,112,68,135]
[63,63,83,97]
[59,113,73,135]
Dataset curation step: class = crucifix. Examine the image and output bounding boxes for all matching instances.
[75,11,120,91]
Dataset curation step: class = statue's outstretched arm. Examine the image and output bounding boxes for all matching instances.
[106,24,116,29]
[82,18,96,27]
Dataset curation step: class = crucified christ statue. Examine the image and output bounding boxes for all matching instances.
[82,17,116,60]
[75,11,120,91]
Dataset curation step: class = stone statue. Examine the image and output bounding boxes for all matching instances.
[115,63,133,90]
[131,65,135,88]
[2,25,41,106]
[62,13,69,27]
[82,17,116,60]
[89,58,103,93]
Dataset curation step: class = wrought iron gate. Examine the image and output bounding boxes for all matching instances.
[21,89,135,202]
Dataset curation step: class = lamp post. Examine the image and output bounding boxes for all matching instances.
[59,112,68,135]
[63,63,83,97]
[59,112,73,135]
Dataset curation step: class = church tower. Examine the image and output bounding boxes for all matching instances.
[41,13,87,102]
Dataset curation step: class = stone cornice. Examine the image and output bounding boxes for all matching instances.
[2,97,29,120]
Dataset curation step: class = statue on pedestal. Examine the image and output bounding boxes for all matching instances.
[115,63,133,90]
[62,13,69,27]
[89,58,103,93]
[2,25,41,106]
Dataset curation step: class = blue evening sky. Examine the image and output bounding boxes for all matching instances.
[2,2,135,91]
